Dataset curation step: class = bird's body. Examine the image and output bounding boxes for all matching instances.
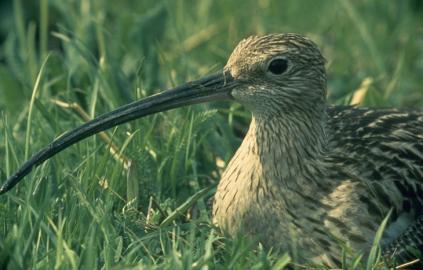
[1,33,422,267]
[213,106,423,266]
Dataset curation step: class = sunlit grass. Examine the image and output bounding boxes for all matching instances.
[0,0,422,269]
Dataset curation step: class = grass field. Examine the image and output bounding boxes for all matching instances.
[0,0,422,269]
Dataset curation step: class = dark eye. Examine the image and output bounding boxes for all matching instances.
[267,58,288,75]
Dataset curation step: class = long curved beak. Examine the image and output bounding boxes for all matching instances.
[0,70,236,194]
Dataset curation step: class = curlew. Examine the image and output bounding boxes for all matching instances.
[1,33,422,267]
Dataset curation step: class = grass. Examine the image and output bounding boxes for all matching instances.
[0,0,422,269]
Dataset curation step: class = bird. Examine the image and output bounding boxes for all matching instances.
[0,33,422,267]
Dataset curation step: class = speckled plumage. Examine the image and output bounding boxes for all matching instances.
[212,34,423,267]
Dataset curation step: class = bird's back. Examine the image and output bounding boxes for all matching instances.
[327,105,423,190]
[326,105,423,261]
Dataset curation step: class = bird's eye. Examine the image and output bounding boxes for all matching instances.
[267,58,288,75]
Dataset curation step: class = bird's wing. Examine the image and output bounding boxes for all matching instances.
[327,105,423,264]
[327,105,422,185]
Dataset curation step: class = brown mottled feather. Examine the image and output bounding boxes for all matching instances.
[212,34,423,267]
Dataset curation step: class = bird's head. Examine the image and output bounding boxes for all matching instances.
[226,33,327,118]
[225,34,326,116]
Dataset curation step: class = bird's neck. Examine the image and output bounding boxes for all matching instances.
[245,112,328,188]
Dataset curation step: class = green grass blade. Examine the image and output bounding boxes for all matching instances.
[24,54,51,160]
